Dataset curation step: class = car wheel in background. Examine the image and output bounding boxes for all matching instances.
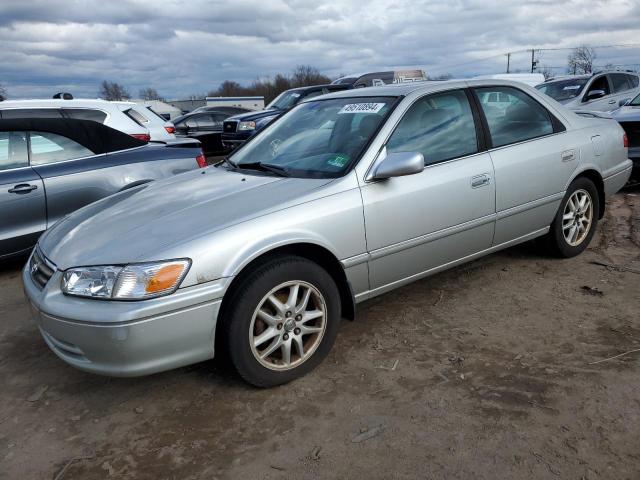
[541,177,599,258]
[220,256,341,387]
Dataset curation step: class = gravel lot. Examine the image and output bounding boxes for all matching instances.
[1,188,639,480]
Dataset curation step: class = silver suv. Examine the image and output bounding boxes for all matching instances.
[536,71,640,112]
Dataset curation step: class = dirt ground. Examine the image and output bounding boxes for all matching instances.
[1,189,639,480]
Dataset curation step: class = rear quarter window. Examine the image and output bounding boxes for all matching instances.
[124,108,149,126]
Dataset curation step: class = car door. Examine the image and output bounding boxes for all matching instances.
[581,74,614,111]
[0,131,46,257]
[472,85,574,245]
[359,88,496,292]
[28,131,101,227]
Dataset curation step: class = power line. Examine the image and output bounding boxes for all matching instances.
[428,43,640,74]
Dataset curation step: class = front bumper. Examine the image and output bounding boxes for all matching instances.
[23,256,226,377]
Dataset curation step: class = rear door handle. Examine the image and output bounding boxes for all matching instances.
[471,174,491,188]
[8,183,38,194]
[608,99,616,104]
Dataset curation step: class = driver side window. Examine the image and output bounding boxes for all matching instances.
[386,89,478,166]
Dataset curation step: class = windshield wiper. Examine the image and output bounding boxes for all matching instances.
[214,156,237,169]
[237,161,290,177]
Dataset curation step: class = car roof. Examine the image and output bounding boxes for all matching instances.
[306,79,548,102]
[0,99,134,109]
[286,84,350,94]
[0,117,146,153]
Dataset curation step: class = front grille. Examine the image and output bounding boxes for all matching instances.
[223,120,238,133]
[30,248,56,289]
[620,121,640,148]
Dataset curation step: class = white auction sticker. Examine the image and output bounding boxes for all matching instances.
[338,103,385,114]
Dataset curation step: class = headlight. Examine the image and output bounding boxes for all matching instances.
[238,121,256,131]
[61,259,191,300]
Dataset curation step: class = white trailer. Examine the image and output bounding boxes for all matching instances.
[205,96,265,111]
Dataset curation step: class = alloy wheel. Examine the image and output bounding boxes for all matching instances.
[562,188,593,246]
[249,281,327,371]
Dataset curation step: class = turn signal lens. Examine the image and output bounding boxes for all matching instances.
[146,264,185,293]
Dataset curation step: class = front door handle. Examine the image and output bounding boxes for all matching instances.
[8,183,38,194]
[471,174,491,188]
[608,99,616,104]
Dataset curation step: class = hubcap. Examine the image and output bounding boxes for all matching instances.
[249,281,327,371]
[562,189,593,247]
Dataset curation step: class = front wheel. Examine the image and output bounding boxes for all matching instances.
[541,177,600,258]
[220,256,341,387]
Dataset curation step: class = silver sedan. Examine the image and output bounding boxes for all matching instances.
[23,80,632,387]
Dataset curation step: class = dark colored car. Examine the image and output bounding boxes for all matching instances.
[173,107,251,155]
[221,84,351,149]
[612,92,640,176]
[0,118,205,259]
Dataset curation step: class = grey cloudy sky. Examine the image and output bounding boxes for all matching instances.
[1,0,639,99]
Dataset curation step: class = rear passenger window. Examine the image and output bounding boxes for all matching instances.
[475,86,554,148]
[29,131,94,165]
[386,89,478,165]
[1,109,63,119]
[63,108,107,123]
[0,131,28,171]
[610,73,632,93]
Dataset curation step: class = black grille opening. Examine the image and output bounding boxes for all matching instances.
[30,249,55,289]
[223,121,238,133]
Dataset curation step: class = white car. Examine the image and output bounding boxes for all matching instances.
[536,71,640,112]
[0,99,175,141]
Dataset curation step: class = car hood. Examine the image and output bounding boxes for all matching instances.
[612,105,640,121]
[39,167,333,270]
[226,109,281,122]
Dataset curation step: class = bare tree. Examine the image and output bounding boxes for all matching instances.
[208,80,246,97]
[290,65,331,87]
[99,80,130,101]
[0,83,7,101]
[567,45,597,75]
[139,87,163,101]
[539,66,555,81]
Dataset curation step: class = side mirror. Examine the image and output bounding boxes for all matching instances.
[585,89,606,101]
[372,151,424,180]
[619,98,631,107]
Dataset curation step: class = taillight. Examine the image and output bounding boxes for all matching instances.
[196,152,207,168]
[131,133,151,142]
[623,133,629,148]
[165,126,176,134]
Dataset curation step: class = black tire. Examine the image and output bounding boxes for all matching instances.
[219,255,341,387]
[541,176,600,258]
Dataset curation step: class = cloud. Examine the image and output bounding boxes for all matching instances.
[1,0,639,99]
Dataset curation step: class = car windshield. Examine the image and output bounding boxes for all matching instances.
[266,90,306,110]
[629,92,640,106]
[535,78,589,101]
[229,96,395,178]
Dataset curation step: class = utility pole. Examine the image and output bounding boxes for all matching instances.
[530,49,538,73]
[506,53,511,73]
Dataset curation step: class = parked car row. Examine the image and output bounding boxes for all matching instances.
[21,79,632,387]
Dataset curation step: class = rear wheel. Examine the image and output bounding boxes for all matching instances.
[541,177,599,257]
[220,256,341,387]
